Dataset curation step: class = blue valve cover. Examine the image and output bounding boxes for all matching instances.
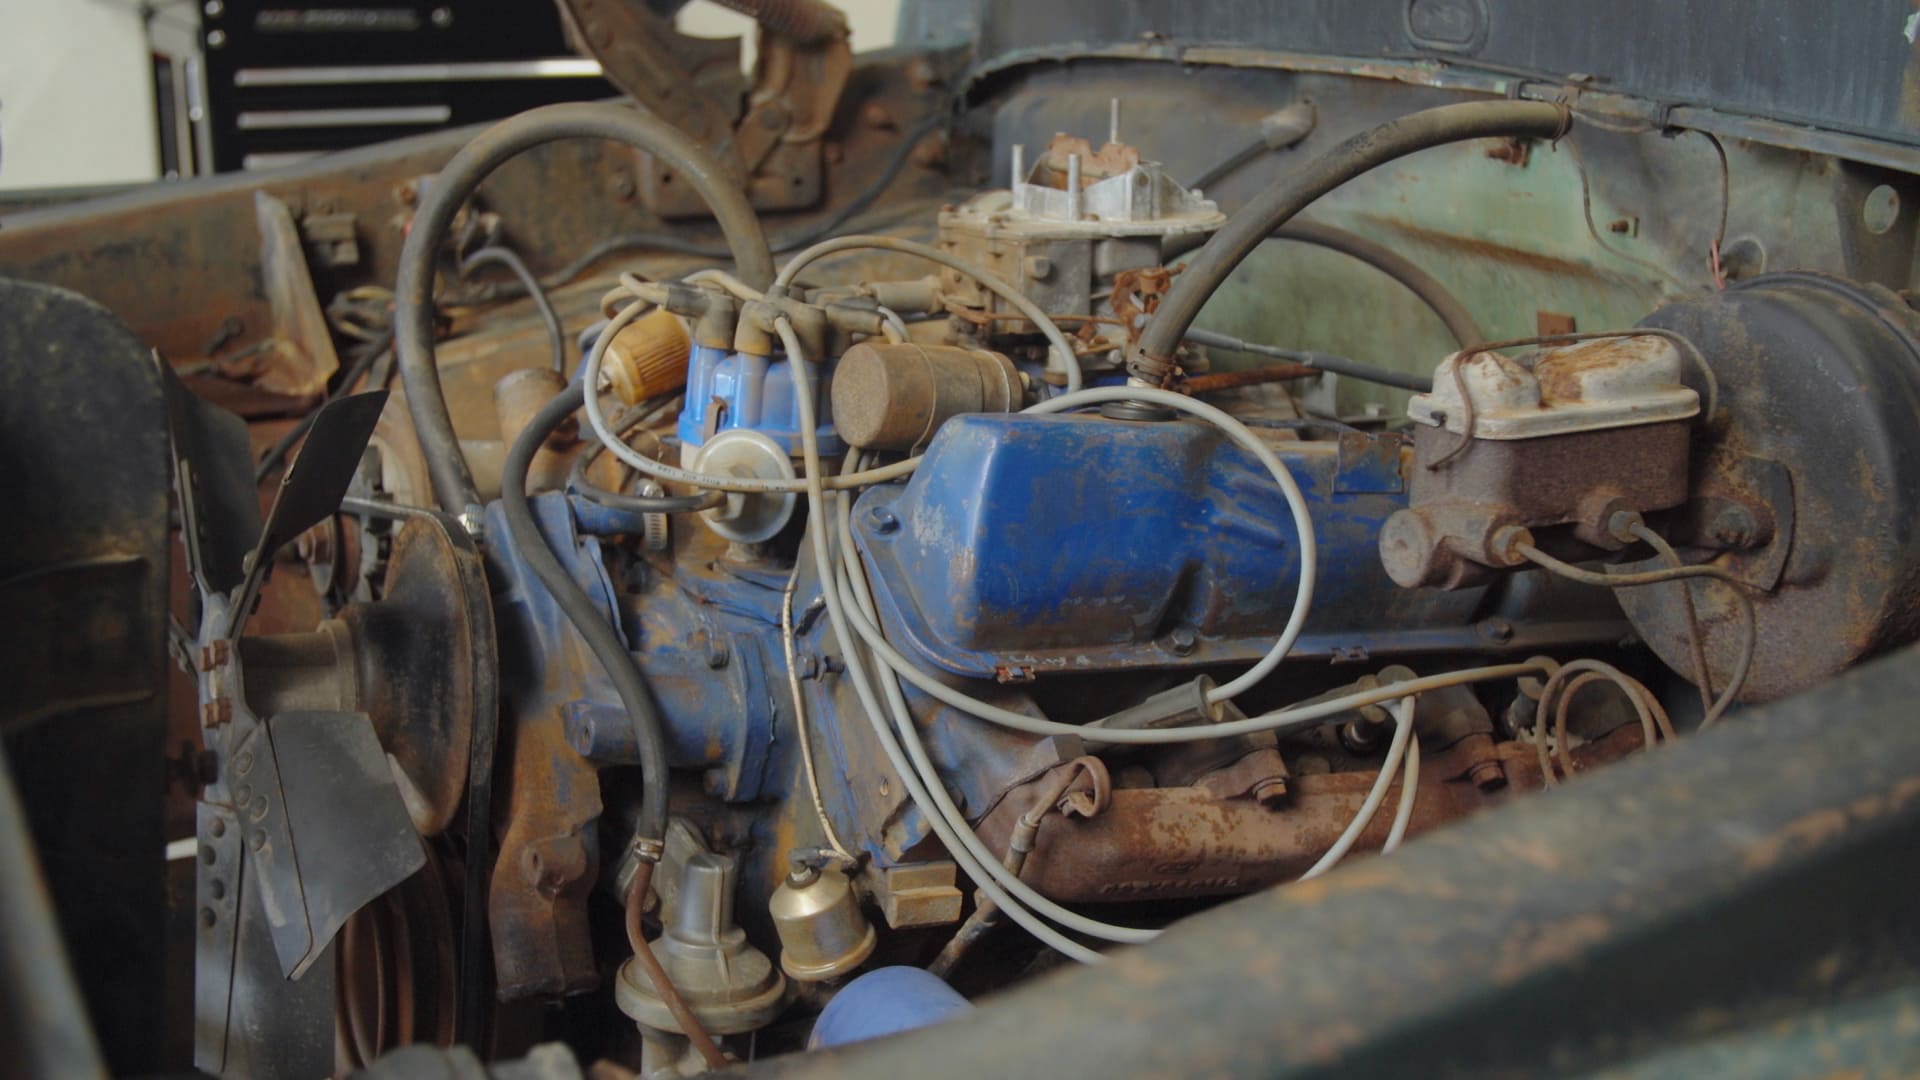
[850,412,1506,678]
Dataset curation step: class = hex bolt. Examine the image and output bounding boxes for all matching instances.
[430,6,453,28]
[206,28,227,47]
[1167,626,1199,655]
[1023,255,1054,281]
[1478,617,1514,644]
[1710,504,1759,547]
[870,506,901,535]
[202,698,233,727]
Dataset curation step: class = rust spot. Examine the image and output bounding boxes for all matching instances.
[1535,310,1578,336]
[1033,133,1140,186]
[1745,774,1920,872]
[1532,335,1671,404]
[1491,913,1612,984]
[1743,807,1850,873]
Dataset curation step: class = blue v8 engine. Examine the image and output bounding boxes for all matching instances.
[131,60,1920,1080]
[415,118,1920,1069]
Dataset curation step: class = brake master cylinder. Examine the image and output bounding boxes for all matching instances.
[1379,335,1700,589]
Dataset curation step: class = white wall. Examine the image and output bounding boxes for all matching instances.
[0,0,898,191]
[677,0,900,72]
[0,0,162,190]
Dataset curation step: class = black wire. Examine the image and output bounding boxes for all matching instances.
[253,333,391,483]
[1183,328,1434,393]
[500,382,672,840]
[1269,221,1485,348]
[541,112,947,286]
[1187,135,1269,193]
[567,399,725,514]
[461,245,568,375]
[568,445,726,514]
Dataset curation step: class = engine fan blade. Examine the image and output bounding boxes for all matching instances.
[261,709,426,977]
[158,358,261,599]
[227,390,389,639]
[175,385,421,979]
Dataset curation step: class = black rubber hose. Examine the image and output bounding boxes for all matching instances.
[1183,328,1434,393]
[567,443,726,514]
[1188,135,1268,194]
[500,381,670,839]
[397,102,775,512]
[461,245,568,374]
[1131,100,1568,377]
[1271,221,1485,349]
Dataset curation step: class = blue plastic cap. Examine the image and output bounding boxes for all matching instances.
[807,966,970,1050]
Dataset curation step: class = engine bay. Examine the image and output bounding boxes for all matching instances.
[8,3,1920,1077]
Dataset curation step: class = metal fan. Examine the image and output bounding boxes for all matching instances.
[166,370,495,1077]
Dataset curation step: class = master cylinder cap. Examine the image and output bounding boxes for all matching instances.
[770,863,877,983]
[831,342,1022,451]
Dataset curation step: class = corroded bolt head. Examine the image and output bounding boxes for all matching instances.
[202,698,233,727]
[1168,626,1199,655]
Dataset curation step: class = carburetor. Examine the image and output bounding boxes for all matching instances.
[936,127,1224,379]
[1379,334,1701,589]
